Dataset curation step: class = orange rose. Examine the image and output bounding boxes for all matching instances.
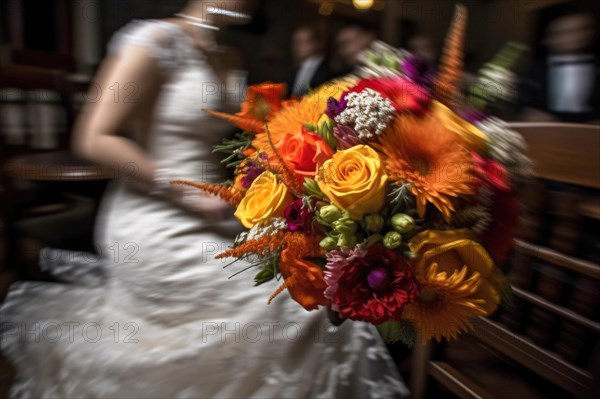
[272,130,334,180]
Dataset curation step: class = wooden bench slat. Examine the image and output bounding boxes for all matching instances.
[472,317,592,396]
[514,239,600,279]
[511,286,600,333]
[429,361,495,399]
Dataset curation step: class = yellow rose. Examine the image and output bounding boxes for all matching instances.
[432,101,490,152]
[316,145,388,220]
[234,172,293,229]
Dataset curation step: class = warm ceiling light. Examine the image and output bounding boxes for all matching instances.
[352,0,374,10]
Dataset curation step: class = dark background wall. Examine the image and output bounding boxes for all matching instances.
[98,0,305,84]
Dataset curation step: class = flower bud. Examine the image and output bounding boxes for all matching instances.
[391,213,415,234]
[318,205,342,224]
[383,231,402,249]
[319,236,337,251]
[317,113,332,128]
[364,214,385,233]
[337,234,357,249]
[303,178,323,197]
[332,218,358,235]
[317,115,337,149]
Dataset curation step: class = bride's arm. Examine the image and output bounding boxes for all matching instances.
[72,46,233,217]
[72,45,159,187]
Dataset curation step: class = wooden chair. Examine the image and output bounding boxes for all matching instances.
[0,65,104,277]
[410,122,600,399]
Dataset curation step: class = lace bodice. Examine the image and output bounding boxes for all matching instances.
[108,20,200,76]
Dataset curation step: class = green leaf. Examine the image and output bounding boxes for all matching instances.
[377,320,417,347]
[302,123,318,132]
[212,132,253,168]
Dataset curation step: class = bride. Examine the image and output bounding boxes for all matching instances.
[0,1,409,397]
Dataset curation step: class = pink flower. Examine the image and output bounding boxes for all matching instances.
[284,198,314,232]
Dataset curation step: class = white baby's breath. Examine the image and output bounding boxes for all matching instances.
[335,89,395,140]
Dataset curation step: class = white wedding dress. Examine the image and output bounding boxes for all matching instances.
[0,20,409,399]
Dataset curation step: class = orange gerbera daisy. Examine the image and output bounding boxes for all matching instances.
[374,108,477,222]
[403,229,501,343]
[252,79,356,153]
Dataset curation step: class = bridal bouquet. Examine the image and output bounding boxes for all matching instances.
[173,5,529,344]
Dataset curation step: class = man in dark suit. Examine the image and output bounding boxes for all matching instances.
[288,25,335,97]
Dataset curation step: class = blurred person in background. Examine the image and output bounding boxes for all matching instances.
[288,24,336,97]
[520,5,599,123]
[0,0,408,398]
[335,22,377,74]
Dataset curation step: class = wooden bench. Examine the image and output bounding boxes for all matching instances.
[410,122,600,399]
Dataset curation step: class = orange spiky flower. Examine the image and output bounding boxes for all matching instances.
[170,180,244,206]
[216,232,287,259]
[205,110,265,133]
[216,232,320,264]
[263,161,304,196]
[435,4,467,106]
[268,279,293,304]
[283,232,322,259]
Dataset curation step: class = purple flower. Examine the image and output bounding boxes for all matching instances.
[284,198,314,232]
[240,163,264,189]
[333,125,362,150]
[325,96,348,119]
[403,54,436,88]
[460,107,488,124]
